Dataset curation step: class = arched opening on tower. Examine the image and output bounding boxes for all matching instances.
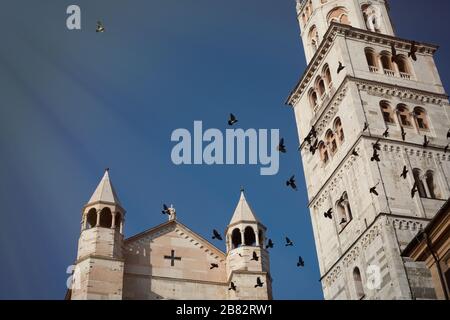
[244,226,256,246]
[99,207,113,228]
[396,104,412,127]
[115,213,122,231]
[353,267,365,299]
[380,101,395,124]
[365,48,378,72]
[426,171,440,200]
[231,228,242,249]
[86,208,97,229]
[258,229,264,247]
[413,107,429,131]
[334,118,344,144]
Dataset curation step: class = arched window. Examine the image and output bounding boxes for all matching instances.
[334,118,345,143]
[316,77,326,97]
[397,105,412,127]
[365,48,378,72]
[380,52,394,75]
[115,213,122,231]
[323,64,332,87]
[396,55,411,76]
[85,208,97,229]
[99,207,112,228]
[319,141,329,164]
[231,228,242,249]
[413,169,427,198]
[326,130,338,155]
[327,7,350,25]
[309,89,318,109]
[336,192,352,230]
[309,25,319,53]
[380,101,395,124]
[258,229,264,247]
[244,226,256,246]
[413,107,429,131]
[425,171,439,199]
[353,267,365,299]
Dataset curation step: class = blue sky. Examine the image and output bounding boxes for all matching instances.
[0,0,449,299]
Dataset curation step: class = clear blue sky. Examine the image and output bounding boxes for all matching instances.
[0,0,449,300]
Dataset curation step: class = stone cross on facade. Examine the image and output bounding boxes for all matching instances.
[164,249,181,267]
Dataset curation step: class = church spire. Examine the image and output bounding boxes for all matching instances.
[87,168,122,207]
[229,188,259,225]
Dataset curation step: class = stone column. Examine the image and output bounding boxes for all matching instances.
[111,212,116,229]
[96,209,101,227]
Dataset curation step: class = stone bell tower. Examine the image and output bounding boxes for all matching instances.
[288,0,450,299]
[70,169,126,300]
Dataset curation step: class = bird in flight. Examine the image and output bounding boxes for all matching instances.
[400,166,408,179]
[251,251,259,261]
[401,126,406,141]
[337,61,345,74]
[373,139,381,151]
[161,204,170,215]
[266,239,274,249]
[254,277,264,288]
[96,21,105,33]
[286,175,298,191]
[277,138,287,153]
[340,217,347,225]
[352,149,359,157]
[210,263,219,270]
[285,237,294,247]
[371,149,380,162]
[382,128,389,138]
[411,182,418,198]
[212,229,223,241]
[229,282,237,291]
[324,208,333,219]
[391,43,401,64]
[228,113,238,126]
[297,256,305,267]
[309,139,319,155]
[363,122,369,132]
[370,183,380,196]
[423,135,430,148]
[408,41,418,61]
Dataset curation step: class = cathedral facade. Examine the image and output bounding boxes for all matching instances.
[288,0,450,299]
[68,170,272,300]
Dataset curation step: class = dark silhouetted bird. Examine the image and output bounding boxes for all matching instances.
[286,175,298,191]
[352,149,359,157]
[363,122,369,132]
[210,263,219,270]
[383,128,389,138]
[297,256,305,267]
[238,253,243,257]
[373,139,381,151]
[401,126,406,141]
[251,251,259,261]
[310,126,317,138]
[161,204,170,215]
[285,237,294,247]
[266,239,274,249]
[371,150,380,162]
[391,43,401,64]
[228,113,238,126]
[423,135,430,148]
[212,229,223,241]
[229,282,236,291]
[408,41,418,61]
[340,217,347,225]
[445,144,449,154]
[337,61,345,74]
[309,139,319,155]
[400,166,408,179]
[255,277,264,288]
[370,183,379,196]
[324,208,333,219]
[96,21,105,33]
[411,183,418,198]
[277,138,287,153]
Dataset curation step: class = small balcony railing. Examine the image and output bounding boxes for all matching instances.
[400,72,411,80]
[369,66,378,73]
[384,69,395,77]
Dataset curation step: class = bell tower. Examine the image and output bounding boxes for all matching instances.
[288,0,450,299]
[225,190,272,300]
[70,169,126,300]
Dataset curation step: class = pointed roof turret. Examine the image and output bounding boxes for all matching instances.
[86,169,122,206]
[229,188,260,225]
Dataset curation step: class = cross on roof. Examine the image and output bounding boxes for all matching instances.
[164,250,181,266]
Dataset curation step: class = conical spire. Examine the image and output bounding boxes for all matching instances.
[87,169,122,206]
[229,188,259,225]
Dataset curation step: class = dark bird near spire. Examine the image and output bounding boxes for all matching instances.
[370,183,380,196]
[408,41,418,61]
[371,150,381,162]
[352,149,359,157]
[401,126,406,141]
[277,138,287,153]
[340,217,347,225]
[297,256,305,267]
[286,175,298,191]
[423,135,430,148]
[411,182,418,198]
[251,251,259,261]
[383,128,389,138]
[228,113,238,126]
[161,204,170,215]
[391,43,401,64]
[96,21,105,33]
[363,122,369,132]
[285,237,294,247]
[337,61,345,74]
[324,208,333,219]
[212,229,223,241]
[210,263,219,270]
[445,144,449,154]
[229,282,237,291]
[266,239,274,249]
[255,277,264,288]
[400,166,408,179]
